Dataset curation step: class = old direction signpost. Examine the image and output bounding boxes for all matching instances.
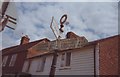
[50,14,67,40]
[59,14,67,33]
[27,14,88,77]
[0,1,17,32]
[49,14,88,77]
[50,38,88,51]
[27,37,88,59]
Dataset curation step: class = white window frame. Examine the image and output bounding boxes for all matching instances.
[9,54,17,67]
[60,53,65,67]
[2,56,8,66]
[60,52,71,67]
[36,57,46,72]
[22,61,29,72]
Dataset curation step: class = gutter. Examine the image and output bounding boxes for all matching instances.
[94,44,97,77]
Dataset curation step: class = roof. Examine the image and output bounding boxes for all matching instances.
[27,34,120,59]
[89,34,120,43]
[2,38,50,55]
[2,34,119,56]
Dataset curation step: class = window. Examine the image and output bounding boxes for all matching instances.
[23,61,29,72]
[61,53,65,67]
[60,52,71,67]
[2,56,8,66]
[36,57,46,72]
[9,54,17,66]
[66,52,71,66]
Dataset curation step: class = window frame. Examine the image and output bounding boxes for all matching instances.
[9,54,17,67]
[22,60,30,72]
[2,56,8,67]
[66,52,71,66]
[36,57,46,72]
[60,52,71,67]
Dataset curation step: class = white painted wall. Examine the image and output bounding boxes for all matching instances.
[55,47,95,75]
[23,46,96,75]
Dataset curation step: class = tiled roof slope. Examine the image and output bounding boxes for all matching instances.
[2,38,50,55]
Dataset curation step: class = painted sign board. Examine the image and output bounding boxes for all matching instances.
[27,37,88,58]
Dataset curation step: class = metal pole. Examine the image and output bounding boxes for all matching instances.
[49,50,58,77]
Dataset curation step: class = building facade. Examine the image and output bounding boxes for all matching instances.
[2,32,120,76]
[2,35,50,76]
[22,32,119,76]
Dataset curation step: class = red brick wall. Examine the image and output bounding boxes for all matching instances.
[99,36,119,75]
[66,32,80,39]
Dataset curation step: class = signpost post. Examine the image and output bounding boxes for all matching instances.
[49,14,67,77]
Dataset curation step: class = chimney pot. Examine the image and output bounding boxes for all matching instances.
[20,35,30,45]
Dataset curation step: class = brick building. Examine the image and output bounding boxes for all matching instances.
[1,32,120,76]
[2,35,50,76]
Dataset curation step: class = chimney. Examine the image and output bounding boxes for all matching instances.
[66,32,80,39]
[20,35,30,45]
[66,31,88,44]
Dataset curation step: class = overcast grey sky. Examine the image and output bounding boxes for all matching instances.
[1,1,119,49]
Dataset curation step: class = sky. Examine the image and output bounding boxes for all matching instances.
[0,1,119,49]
